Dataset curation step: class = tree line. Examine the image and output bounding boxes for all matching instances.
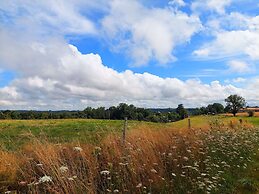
[0,103,189,122]
[0,95,249,122]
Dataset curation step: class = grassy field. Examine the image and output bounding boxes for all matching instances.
[0,119,163,150]
[1,115,258,150]
[0,116,259,193]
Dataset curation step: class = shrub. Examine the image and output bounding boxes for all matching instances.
[248,110,254,117]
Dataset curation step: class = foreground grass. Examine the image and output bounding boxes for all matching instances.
[0,116,258,193]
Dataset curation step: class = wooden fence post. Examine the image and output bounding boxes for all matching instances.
[122,117,127,145]
[188,118,191,129]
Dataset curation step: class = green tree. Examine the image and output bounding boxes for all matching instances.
[176,104,188,119]
[207,103,225,114]
[225,94,246,116]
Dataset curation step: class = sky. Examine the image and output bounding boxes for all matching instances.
[0,0,259,110]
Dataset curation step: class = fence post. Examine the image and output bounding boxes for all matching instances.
[188,118,191,129]
[122,117,127,145]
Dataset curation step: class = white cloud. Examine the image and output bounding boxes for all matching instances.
[194,30,259,60]
[0,0,98,35]
[227,60,253,73]
[1,0,259,109]
[232,77,246,83]
[193,12,259,62]
[192,0,232,15]
[0,32,245,109]
[101,0,202,66]
[168,0,186,7]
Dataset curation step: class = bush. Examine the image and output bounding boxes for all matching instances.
[248,110,254,117]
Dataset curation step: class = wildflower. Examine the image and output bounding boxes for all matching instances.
[95,146,102,151]
[100,170,110,175]
[119,162,128,166]
[136,183,142,188]
[59,166,68,173]
[73,146,83,152]
[19,181,27,185]
[171,173,176,177]
[113,189,119,193]
[39,175,52,183]
[150,169,157,173]
[5,191,11,194]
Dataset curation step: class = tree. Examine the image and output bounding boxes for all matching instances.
[176,104,188,119]
[207,103,224,114]
[225,94,246,116]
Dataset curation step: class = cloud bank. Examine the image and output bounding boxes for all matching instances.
[0,0,259,109]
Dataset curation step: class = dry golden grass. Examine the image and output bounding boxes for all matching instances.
[0,150,21,192]
[224,112,259,117]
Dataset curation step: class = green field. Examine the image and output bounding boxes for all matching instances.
[1,116,259,150]
[0,119,166,150]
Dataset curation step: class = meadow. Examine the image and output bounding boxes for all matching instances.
[0,116,259,193]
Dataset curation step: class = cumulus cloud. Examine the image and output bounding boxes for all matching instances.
[227,60,253,73]
[1,0,259,109]
[0,0,98,35]
[193,30,259,60]
[101,0,202,66]
[193,12,259,61]
[191,0,232,15]
[168,0,186,7]
[0,32,244,109]
[232,77,246,83]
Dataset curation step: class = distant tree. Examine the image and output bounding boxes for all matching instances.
[0,111,5,119]
[176,104,188,119]
[207,103,225,114]
[248,110,254,117]
[212,103,225,114]
[225,94,246,116]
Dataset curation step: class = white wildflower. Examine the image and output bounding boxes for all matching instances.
[113,189,119,192]
[59,166,68,173]
[95,146,102,151]
[39,175,52,183]
[73,147,83,152]
[136,183,142,188]
[100,170,110,175]
[150,169,157,173]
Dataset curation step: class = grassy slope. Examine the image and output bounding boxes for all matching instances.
[0,116,258,150]
[0,119,166,150]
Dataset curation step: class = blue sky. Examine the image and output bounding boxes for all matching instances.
[0,0,259,109]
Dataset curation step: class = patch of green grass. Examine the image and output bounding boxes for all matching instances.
[0,115,258,150]
[0,119,162,150]
[245,117,259,127]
